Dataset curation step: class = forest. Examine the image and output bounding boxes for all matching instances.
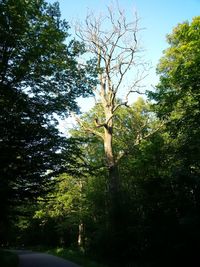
[0,0,200,266]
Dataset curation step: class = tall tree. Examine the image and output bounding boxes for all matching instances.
[150,16,200,188]
[149,16,200,265]
[74,6,150,240]
[0,0,94,243]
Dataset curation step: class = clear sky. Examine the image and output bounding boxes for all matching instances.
[49,0,200,76]
[47,0,200,122]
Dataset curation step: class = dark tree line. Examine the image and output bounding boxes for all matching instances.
[0,0,95,243]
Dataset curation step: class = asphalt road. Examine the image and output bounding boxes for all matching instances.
[13,250,81,267]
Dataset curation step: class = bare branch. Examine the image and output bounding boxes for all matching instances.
[72,113,104,140]
[74,4,151,172]
[112,101,128,113]
[94,118,106,128]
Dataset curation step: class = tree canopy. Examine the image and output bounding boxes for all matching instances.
[150,16,200,183]
[0,0,94,243]
[148,16,200,265]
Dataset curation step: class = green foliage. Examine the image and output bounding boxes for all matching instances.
[150,16,200,123]
[0,0,94,244]
[30,168,108,249]
[3,8,200,267]
[68,46,200,264]
[34,174,86,237]
[68,99,162,263]
[0,0,94,113]
[72,97,156,163]
[148,16,200,265]
[150,16,200,188]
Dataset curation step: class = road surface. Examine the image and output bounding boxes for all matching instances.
[13,250,81,267]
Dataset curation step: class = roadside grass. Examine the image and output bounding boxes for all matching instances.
[33,246,108,267]
[0,250,19,267]
[46,247,108,267]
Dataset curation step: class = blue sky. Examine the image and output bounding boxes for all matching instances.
[49,0,200,74]
[48,0,200,116]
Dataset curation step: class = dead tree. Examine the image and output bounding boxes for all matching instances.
[75,5,148,231]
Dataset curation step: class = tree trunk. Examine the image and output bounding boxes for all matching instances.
[78,222,84,248]
[77,179,85,249]
[104,124,123,260]
[104,121,121,223]
[104,126,119,194]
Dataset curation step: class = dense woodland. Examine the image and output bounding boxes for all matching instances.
[0,0,200,266]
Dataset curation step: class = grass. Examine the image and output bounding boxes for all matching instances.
[0,250,19,267]
[37,247,108,267]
